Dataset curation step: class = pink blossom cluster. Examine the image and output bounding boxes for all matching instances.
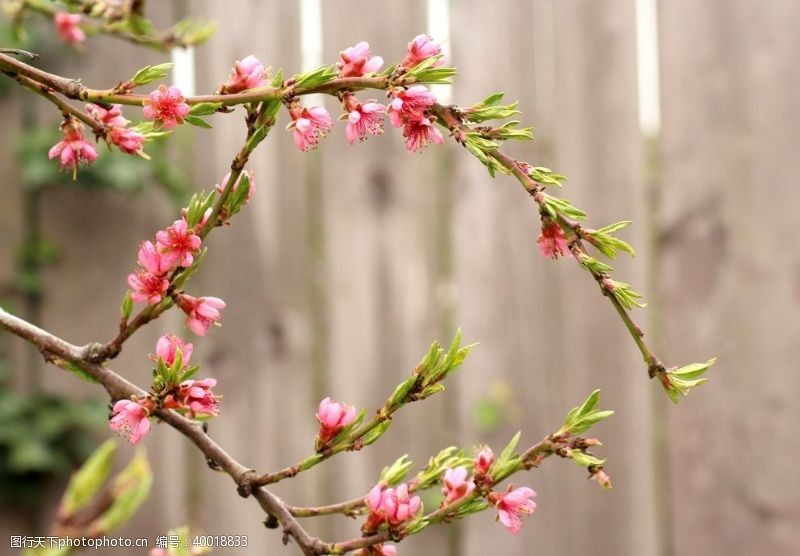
[316,397,357,446]
[164,377,220,418]
[54,12,85,46]
[126,218,200,306]
[87,103,146,156]
[109,335,221,443]
[48,119,97,177]
[469,444,538,533]
[283,37,444,153]
[362,482,422,533]
[143,85,191,129]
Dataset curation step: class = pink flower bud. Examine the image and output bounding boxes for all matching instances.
[402,116,443,153]
[86,103,128,127]
[155,219,202,268]
[316,397,357,444]
[355,545,397,556]
[142,85,190,129]
[473,445,495,478]
[400,34,442,68]
[489,486,537,534]
[152,334,194,368]
[109,399,151,445]
[108,127,146,155]
[178,378,220,417]
[387,86,436,128]
[363,483,421,533]
[337,41,384,77]
[222,55,268,93]
[287,105,333,152]
[441,466,475,505]
[48,119,98,176]
[176,294,226,337]
[216,170,256,205]
[54,13,85,45]
[537,221,570,259]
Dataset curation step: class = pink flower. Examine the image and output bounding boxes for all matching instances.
[137,240,171,275]
[86,103,128,127]
[441,467,475,505]
[178,378,220,417]
[400,34,442,68]
[176,294,226,336]
[222,55,267,93]
[287,106,333,151]
[127,270,169,305]
[142,85,190,129]
[216,170,256,205]
[343,95,385,145]
[537,221,570,259]
[490,486,537,534]
[48,120,98,176]
[356,545,397,556]
[152,334,194,367]
[363,483,421,532]
[402,116,443,152]
[54,13,85,45]
[156,219,202,268]
[473,445,495,479]
[337,41,383,77]
[108,127,145,155]
[316,397,357,445]
[387,86,436,128]
[109,399,151,445]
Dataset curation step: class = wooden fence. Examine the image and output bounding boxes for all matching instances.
[1,1,798,555]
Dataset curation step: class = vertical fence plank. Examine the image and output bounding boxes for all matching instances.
[450,1,654,554]
[31,2,183,540]
[659,1,800,554]
[191,0,314,553]
[319,1,449,551]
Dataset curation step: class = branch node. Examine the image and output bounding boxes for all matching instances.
[236,469,258,498]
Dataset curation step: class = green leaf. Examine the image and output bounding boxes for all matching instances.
[120,291,133,322]
[379,455,413,486]
[497,431,521,466]
[671,358,717,380]
[294,65,338,90]
[570,410,615,435]
[62,361,100,384]
[60,440,117,517]
[566,449,606,468]
[89,449,152,534]
[361,420,392,446]
[576,389,600,417]
[130,63,173,87]
[189,102,222,116]
[184,115,212,129]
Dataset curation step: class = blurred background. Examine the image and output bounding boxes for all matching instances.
[1,0,798,555]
